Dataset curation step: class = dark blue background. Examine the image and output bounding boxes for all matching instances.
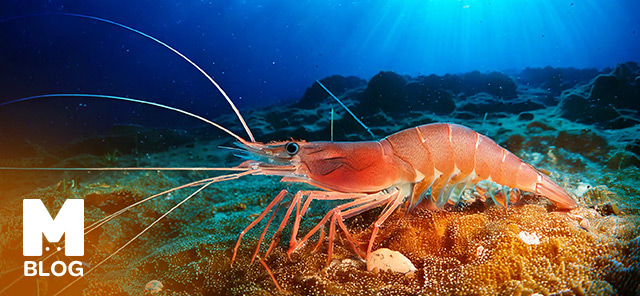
[1,0,639,147]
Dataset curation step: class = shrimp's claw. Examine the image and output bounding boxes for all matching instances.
[535,174,578,210]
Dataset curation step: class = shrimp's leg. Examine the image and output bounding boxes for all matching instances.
[250,200,284,264]
[288,191,367,251]
[288,192,396,260]
[323,192,398,264]
[366,190,403,258]
[335,215,365,258]
[287,194,381,256]
[327,214,338,265]
[264,191,305,258]
[231,189,288,266]
[312,226,326,253]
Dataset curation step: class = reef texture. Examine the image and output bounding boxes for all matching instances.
[1,62,639,296]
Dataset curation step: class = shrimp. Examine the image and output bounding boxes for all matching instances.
[231,123,577,265]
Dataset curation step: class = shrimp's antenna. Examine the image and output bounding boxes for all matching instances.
[0,94,250,144]
[315,80,375,139]
[0,12,255,142]
[0,167,250,171]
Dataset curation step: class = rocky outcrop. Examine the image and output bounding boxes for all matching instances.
[292,75,366,109]
[518,66,602,100]
[356,71,456,115]
[558,62,640,129]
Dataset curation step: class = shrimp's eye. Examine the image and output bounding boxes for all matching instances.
[285,142,299,155]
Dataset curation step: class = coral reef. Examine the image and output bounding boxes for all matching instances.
[2,177,637,295]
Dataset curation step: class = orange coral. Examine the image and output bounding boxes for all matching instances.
[1,166,638,296]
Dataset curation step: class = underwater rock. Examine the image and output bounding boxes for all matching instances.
[613,139,640,169]
[420,71,518,100]
[356,70,527,117]
[419,70,519,100]
[518,112,535,121]
[518,66,601,99]
[606,151,640,169]
[293,75,366,109]
[458,93,545,116]
[358,71,408,113]
[558,62,640,129]
[366,248,417,274]
[262,107,321,132]
[404,81,456,115]
[459,71,518,100]
[554,129,609,161]
[420,73,461,91]
[626,139,640,157]
[518,66,565,95]
[357,71,456,115]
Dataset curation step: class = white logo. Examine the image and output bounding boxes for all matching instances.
[23,199,84,277]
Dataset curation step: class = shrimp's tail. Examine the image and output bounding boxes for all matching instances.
[534,173,577,210]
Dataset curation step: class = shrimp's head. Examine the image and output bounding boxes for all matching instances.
[236,140,409,193]
[235,140,304,167]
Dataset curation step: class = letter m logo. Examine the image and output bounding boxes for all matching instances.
[23,199,84,256]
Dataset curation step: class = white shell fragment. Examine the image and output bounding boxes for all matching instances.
[366,248,417,274]
[476,245,487,258]
[518,231,541,245]
[145,280,164,293]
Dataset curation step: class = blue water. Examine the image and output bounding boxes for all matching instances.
[0,0,639,146]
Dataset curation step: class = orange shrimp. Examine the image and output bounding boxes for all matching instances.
[231,122,577,265]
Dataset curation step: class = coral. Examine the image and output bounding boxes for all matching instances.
[597,236,640,296]
[579,185,618,208]
[8,162,637,296]
[101,149,121,167]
